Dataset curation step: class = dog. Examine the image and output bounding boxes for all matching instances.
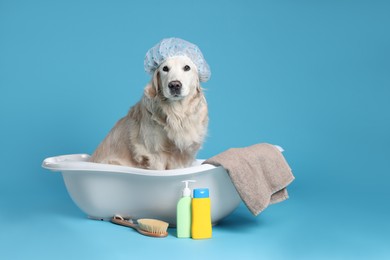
[89,55,208,170]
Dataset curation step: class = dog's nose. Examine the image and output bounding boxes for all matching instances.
[168,81,182,94]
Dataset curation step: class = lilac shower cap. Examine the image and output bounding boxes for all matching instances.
[144,38,211,82]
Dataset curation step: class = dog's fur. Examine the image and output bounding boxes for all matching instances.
[89,56,208,170]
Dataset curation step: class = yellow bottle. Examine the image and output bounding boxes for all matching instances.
[191,188,212,239]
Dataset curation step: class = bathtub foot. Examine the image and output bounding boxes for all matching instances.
[88,216,107,221]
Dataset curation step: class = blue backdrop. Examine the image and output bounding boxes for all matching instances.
[1,0,389,259]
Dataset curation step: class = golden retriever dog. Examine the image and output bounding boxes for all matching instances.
[89,56,208,170]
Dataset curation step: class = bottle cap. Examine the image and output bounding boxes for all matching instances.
[193,188,209,198]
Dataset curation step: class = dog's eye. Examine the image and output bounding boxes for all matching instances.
[183,65,191,71]
[162,66,169,72]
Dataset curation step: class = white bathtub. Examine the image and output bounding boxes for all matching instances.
[42,154,241,225]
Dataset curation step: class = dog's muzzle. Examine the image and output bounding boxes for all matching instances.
[168,80,182,96]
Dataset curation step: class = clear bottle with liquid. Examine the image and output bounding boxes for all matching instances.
[176,180,195,238]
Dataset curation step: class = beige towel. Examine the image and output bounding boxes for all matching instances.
[203,143,295,216]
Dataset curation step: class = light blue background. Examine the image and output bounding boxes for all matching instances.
[1,0,389,259]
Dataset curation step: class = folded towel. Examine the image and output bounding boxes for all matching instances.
[203,143,295,216]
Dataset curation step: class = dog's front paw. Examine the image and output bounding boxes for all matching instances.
[134,155,151,169]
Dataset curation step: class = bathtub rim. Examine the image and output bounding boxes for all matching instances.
[42,154,219,177]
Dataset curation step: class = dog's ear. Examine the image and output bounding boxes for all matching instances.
[153,70,160,92]
[144,83,156,98]
[195,76,202,93]
[144,70,160,98]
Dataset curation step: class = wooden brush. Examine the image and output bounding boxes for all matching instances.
[111,215,169,238]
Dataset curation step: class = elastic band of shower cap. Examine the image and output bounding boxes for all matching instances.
[144,37,211,82]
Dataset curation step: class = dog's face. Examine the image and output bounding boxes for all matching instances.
[155,56,199,101]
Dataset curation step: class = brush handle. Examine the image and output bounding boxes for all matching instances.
[111,216,138,229]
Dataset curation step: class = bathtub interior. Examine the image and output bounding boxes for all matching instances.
[43,154,242,226]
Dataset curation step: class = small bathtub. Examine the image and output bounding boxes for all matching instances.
[42,154,241,225]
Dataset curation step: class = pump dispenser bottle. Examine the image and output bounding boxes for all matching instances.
[176,180,195,238]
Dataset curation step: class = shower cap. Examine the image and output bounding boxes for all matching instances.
[144,38,211,82]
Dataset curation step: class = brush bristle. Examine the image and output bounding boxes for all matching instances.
[137,219,169,234]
